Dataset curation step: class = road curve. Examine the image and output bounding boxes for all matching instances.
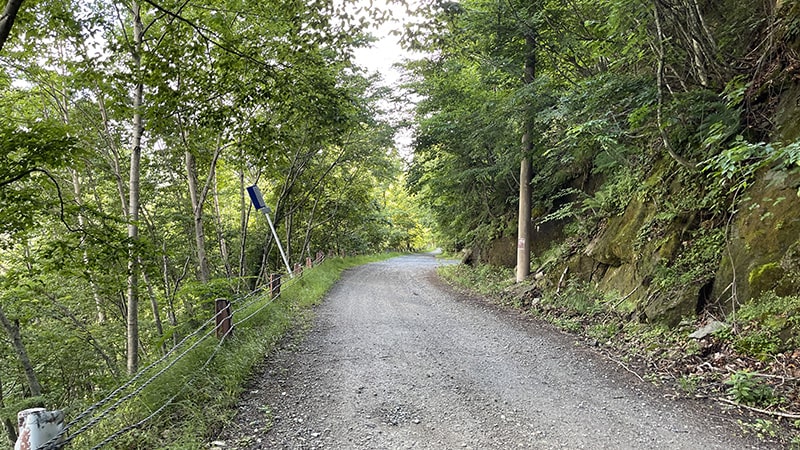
[216,254,768,449]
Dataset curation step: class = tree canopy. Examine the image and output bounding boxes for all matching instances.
[0,0,430,445]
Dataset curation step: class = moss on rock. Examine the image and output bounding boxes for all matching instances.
[712,168,800,308]
[748,262,785,298]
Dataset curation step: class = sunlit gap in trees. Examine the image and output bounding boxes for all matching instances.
[349,0,428,161]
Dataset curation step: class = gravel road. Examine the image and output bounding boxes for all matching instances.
[215,253,770,449]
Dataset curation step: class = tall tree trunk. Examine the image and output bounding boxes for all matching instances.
[284,213,293,264]
[212,166,232,279]
[161,245,182,347]
[301,193,322,262]
[0,304,43,398]
[237,164,249,293]
[126,0,144,375]
[72,170,106,323]
[185,150,210,283]
[516,33,535,283]
[140,263,163,339]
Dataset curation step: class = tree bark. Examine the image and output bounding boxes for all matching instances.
[72,170,106,323]
[212,169,232,279]
[0,372,18,445]
[183,133,224,285]
[301,193,322,262]
[0,0,23,53]
[126,0,144,375]
[161,244,185,347]
[516,33,535,283]
[237,162,250,293]
[141,263,163,339]
[0,304,43,398]
[185,150,210,283]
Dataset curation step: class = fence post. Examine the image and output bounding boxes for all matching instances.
[214,298,233,339]
[293,263,303,277]
[305,257,313,268]
[269,273,281,299]
[15,408,63,450]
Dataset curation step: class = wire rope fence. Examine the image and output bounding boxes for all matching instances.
[21,252,327,450]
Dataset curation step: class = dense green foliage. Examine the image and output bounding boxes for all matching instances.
[0,0,427,446]
[422,2,800,440]
[404,0,798,252]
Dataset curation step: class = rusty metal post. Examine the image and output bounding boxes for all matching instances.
[15,408,63,450]
[269,273,281,298]
[214,298,233,339]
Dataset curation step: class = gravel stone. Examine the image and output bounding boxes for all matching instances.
[215,254,774,449]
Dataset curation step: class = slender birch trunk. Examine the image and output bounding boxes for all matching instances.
[212,169,232,279]
[237,164,249,293]
[185,150,210,283]
[72,170,106,323]
[126,0,144,375]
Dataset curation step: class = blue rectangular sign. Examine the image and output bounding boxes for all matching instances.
[246,185,266,211]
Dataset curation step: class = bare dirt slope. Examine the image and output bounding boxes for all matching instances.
[214,254,771,449]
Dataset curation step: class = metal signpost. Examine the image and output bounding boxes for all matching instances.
[246,185,294,278]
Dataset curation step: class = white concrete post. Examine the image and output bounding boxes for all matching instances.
[15,408,64,450]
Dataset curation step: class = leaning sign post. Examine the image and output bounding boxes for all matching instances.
[246,185,294,278]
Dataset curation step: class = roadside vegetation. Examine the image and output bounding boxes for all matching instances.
[19,254,398,449]
[439,263,800,447]
[0,1,430,447]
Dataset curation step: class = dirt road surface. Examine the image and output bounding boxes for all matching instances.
[215,254,770,449]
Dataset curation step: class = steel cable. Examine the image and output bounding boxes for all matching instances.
[40,257,323,449]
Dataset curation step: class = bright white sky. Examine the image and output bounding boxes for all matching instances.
[351,0,426,157]
[352,0,419,86]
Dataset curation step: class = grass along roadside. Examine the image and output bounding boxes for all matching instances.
[59,253,400,450]
[438,263,800,448]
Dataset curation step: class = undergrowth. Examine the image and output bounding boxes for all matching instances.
[63,254,399,449]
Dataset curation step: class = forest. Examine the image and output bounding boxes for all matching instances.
[3,0,800,447]
[406,0,800,325]
[0,0,428,447]
[406,0,800,442]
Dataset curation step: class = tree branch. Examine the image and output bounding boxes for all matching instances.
[653,0,697,171]
[138,0,280,72]
[0,0,23,52]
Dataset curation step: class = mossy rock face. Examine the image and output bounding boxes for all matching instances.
[566,254,605,282]
[713,168,800,307]
[599,264,646,306]
[531,218,566,257]
[464,236,518,268]
[644,284,702,327]
[777,240,800,296]
[581,192,703,324]
[749,262,785,298]
[585,198,655,266]
[486,236,516,268]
